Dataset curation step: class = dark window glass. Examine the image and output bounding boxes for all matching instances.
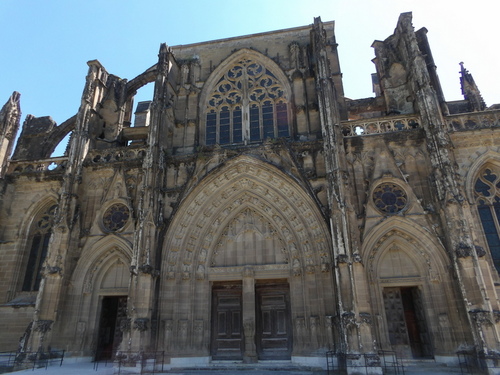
[475,178,491,197]
[205,58,290,144]
[484,169,497,183]
[475,168,500,273]
[22,205,56,292]
[219,107,230,145]
[206,111,217,145]
[276,102,289,137]
[23,234,42,291]
[233,108,242,143]
[250,105,260,141]
[479,205,500,271]
[262,101,274,139]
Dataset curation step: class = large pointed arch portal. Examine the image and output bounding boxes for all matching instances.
[160,156,335,362]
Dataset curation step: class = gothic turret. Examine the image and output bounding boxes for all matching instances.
[460,62,486,111]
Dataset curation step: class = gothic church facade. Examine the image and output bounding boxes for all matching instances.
[1,12,499,373]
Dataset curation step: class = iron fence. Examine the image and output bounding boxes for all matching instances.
[457,350,500,374]
[0,350,64,373]
[93,350,165,374]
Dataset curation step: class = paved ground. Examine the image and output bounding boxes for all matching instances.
[9,359,468,374]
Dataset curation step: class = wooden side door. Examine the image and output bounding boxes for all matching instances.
[255,282,292,360]
[383,287,411,357]
[211,284,243,360]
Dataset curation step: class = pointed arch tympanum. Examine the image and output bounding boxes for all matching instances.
[162,155,332,280]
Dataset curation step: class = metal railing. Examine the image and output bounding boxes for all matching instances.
[457,350,500,374]
[93,350,165,375]
[0,350,64,373]
[327,351,401,374]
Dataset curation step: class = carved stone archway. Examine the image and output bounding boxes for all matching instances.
[362,221,467,357]
[160,155,336,360]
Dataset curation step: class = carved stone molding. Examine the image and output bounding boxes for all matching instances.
[359,312,372,325]
[133,318,149,332]
[294,317,306,352]
[242,266,254,278]
[456,242,474,258]
[34,320,53,333]
[138,264,153,275]
[292,258,301,276]
[164,157,331,281]
[352,253,362,263]
[120,318,131,332]
[178,320,189,349]
[337,254,349,264]
[494,310,500,324]
[46,266,62,275]
[196,264,205,280]
[341,312,356,328]
[475,245,486,258]
[325,315,335,350]
[469,309,493,326]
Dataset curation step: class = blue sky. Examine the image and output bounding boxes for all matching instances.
[1,0,498,156]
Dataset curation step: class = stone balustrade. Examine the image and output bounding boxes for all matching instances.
[445,109,500,131]
[341,115,420,137]
[7,146,149,175]
[8,157,68,174]
[86,147,147,165]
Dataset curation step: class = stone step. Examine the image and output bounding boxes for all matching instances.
[161,364,326,374]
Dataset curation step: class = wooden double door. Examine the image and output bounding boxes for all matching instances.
[211,282,292,360]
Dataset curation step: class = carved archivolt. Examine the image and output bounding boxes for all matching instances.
[72,235,133,294]
[364,224,445,284]
[162,156,331,280]
[82,246,130,294]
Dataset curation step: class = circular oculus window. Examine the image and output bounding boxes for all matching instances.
[373,183,407,214]
[102,203,130,232]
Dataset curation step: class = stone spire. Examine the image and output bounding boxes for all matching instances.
[0,92,21,178]
[460,62,486,111]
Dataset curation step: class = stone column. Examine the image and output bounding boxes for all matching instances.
[242,266,257,363]
[311,18,381,374]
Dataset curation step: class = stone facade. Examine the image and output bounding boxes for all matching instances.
[1,12,499,374]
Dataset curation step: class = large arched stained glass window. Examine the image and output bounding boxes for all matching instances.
[474,166,500,272]
[205,57,289,145]
[22,204,56,291]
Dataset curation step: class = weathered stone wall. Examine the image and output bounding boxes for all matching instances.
[0,14,499,371]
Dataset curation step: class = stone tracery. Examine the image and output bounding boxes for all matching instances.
[163,157,331,278]
[204,54,290,145]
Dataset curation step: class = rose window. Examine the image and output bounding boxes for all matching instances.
[373,183,407,214]
[103,203,130,232]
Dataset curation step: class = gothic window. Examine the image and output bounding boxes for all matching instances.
[22,205,56,291]
[474,166,500,272]
[205,57,289,145]
[102,203,130,232]
[373,183,408,214]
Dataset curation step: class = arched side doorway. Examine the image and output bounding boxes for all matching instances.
[363,221,464,360]
[64,238,132,358]
[94,258,129,360]
[160,156,335,363]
